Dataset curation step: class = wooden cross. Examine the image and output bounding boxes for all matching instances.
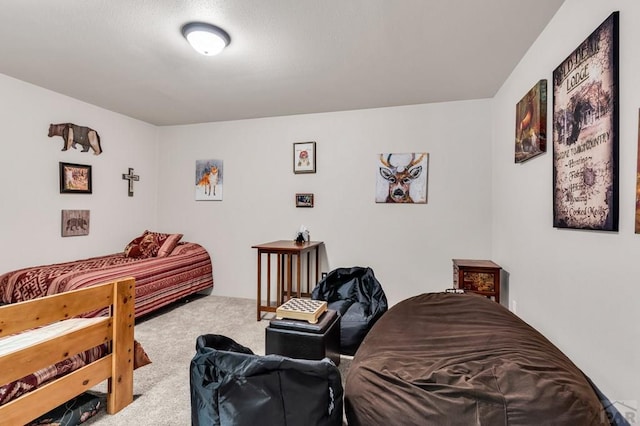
[122,168,140,197]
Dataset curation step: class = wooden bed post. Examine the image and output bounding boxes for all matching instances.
[107,277,135,413]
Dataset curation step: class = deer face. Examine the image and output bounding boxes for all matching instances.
[379,154,425,203]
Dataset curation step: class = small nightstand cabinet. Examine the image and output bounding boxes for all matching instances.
[452,259,501,303]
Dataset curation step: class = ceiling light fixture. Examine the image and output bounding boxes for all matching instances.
[182,22,231,56]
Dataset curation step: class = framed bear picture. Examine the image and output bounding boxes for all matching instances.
[61,210,90,237]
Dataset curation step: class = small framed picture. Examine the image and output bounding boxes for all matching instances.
[59,162,92,194]
[61,210,90,237]
[293,141,316,174]
[296,193,314,208]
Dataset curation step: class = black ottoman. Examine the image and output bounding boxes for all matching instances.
[265,309,340,366]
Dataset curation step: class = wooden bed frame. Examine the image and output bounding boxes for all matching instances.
[0,277,135,425]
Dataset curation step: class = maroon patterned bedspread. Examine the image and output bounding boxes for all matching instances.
[0,242,214,318]
[0,345,106,406]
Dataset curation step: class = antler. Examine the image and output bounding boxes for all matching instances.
[408,153,426,168]
[379,154,393,168]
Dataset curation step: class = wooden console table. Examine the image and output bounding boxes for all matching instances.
[252,240,324,321]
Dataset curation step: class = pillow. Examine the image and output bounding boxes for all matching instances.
[124,231,183,258]
[134,340,152,369]
[124,233,158,258]
[145,231,183,257]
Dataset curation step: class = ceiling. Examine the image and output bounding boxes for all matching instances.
[0,0,564,126]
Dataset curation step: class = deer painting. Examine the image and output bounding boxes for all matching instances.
[378,153,427,203]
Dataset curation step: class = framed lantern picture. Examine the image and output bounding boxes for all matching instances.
[515,79,547,163]
[552,12,619,231]
[293,142,316,174]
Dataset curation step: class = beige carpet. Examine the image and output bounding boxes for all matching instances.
[84,293,350,425]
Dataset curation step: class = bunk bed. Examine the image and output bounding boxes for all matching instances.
[0,277,135,425]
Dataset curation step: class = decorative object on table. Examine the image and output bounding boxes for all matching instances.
[275,298,327,323]
[61,209,90,237]
[636,110,640,233]
[59,162,92,194]
[552,12,619,231]
[515,80,547,163]
[295,225,310,243]
[293,141,316,174]
[195,159,223,201]
[121,167,139,197]
[295,193,314,207]
[48,123,102,155]
[376,152,428,203]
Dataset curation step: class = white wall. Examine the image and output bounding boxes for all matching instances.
[0,73,159,274]
[492,0,638,404]
[157,100,493,306]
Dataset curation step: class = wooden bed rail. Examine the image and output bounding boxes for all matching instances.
[0,277,135,425]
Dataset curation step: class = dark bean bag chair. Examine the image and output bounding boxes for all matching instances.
[190,334,344,426]
[311,267,388,356]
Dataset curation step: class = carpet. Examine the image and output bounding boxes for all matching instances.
[84,294,351,425]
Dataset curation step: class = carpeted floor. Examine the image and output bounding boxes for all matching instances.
[84,293,351,425]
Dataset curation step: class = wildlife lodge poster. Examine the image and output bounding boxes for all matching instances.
[552,12,618,231]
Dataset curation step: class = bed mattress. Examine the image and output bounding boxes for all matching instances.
[0,242,213,318]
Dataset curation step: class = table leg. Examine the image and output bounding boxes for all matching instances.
[266,253,272,312]
[305,251,311,295]
[277,254,282,306]
[315,247,320,285]
[296,253,302,298]
[256,251,262,321]
[286,254,292,301]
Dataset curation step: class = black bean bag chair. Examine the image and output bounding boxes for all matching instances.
[311,267,388,356]
[190,334,344,426]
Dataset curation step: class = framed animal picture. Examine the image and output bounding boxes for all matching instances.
[195,159,223,201]
[61,210,90,237]
[293,142,316,174]
[59,162,92,194]
[376,152,429,204]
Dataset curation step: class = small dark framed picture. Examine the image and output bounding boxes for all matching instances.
[59,162,92,194]
[296,193,314,208]
[293,141,316,174]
